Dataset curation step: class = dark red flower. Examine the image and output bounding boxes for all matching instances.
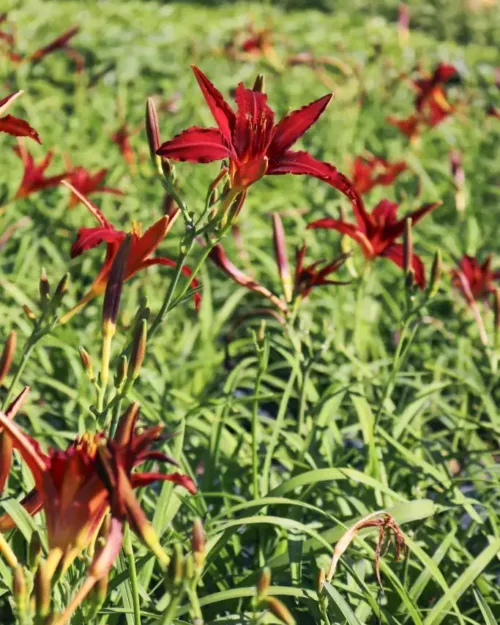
[352,155,407,194]
[387,113,421,141]
[65,162,123,208]
[0,398,195,580]
[29,25,81,66]
[308,192,440,289]
[13,145,66,198]
[157,66,354,198]
[111,123,135,166]
[451,255,500,303]
[0,91,40,143]
[60,183,200,323]
[487,106,500,119]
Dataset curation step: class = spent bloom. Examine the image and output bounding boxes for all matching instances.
[0,91,40,143]
[308,190,440,288]
[157,66,355,199]
[60,183,199,323]
[13,145,66,199]
[451,255,500,304]
[0,398,196,580]
[351,154,407,195]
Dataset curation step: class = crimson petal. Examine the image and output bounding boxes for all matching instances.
[191,65,236,144]
[268,93,332,157]
[0,115,41,143]
[383,243,426,289]
[71,226,124,258]
[157,126,230,163]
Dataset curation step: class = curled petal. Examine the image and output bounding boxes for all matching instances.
[157,126,230,163]
[0,115,41,143]
[131,472,197,494]
[0,91,23,116]
[71,226,124,258]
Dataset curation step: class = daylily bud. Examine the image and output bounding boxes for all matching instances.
[184,553,194,581]
[272,213,292,303]
[265,597,296,625]
[167,543,184,587]
[128,319,147,383]
[51,273,70,309]
[191,518,205,572]
[115,355,128,388]
[78,347,94,381]
[257,320,266,345]
[34,560,51,618]
[0,331,16,386]
[256,567,271,598]
[13,565,27,615]
[494,288,500,348]
[146,97,164,176]
[403,218,413,278]
[252,74,265,93]
[317,568,326,593]
[39,268,51,304]
[23,305,36,322]
[29,531,43,572]
[428,249,442,298]
[102,235,131,337]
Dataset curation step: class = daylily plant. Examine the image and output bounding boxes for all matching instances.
[451,255,500,304]
[157,66,355,202]
[308,192,440,288]
[0,91,40,143]
[60,183,199,323]
[13,145,66,199]
[351,154,407,195]
[0,397,195,584]
[210,212,349,314]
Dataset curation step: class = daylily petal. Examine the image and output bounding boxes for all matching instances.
[71,226,124,258]
[0,91,23,116]
[126,216,169,276]
[307,218,374,257]
[386,201,440,241]
[0,489,43,532]
[233,84,275,160]
[131,472,197,494]
[268,94,332,157]
[383,243,426,289]
[191,65,236,143]
[371,199,399,226]
[61,181,110,227]
[157,126,230,163]
[89,517,124,579]
[0,115,41,143]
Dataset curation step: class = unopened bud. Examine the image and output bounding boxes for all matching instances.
[428,249,442,298]
[115,355,128,388]
[257,320,266,345]
[191,519,205,571]
[79,347,94,381]
[316,568,326,593]
[13,565,27,613]
[403,218,413,278]
[23,305,36,322]
[161,158,174,180]
[167,543,184,587]
[256,567,271,598]
[146,97,164,176]
[0,331,16,386]
[52,273,70,309]
[265,597,295,625]
[252,74,265,93]
[128,319,147,383]
[102,236,131,336]
[34,560,51,618]
[39,268,51,303]
[184,553,194,581]
[494,288,500,348]
[29,531,43,572]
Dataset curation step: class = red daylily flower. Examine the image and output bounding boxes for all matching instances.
[0,91,40,143]
[65,161,123,208]
[209,213,349,313]
[30,25,80,63]
[111,123,136,166]
[60,183,200,323]
[387,113,421,141]
[13,145,66,198]
[487,106,500,119]
[352,155,407,194]
[0,398,196,581]
[157,66,355,199]
[308,192,440,289]
[451,255,500,303]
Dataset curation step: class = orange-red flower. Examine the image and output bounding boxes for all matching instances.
[13,145,66,199]
[157,66,355,198]
[0,91,40,143]
[308,191,440,288]
[60,183,200,323]
[351,155,407,195]
[0,388,29,496]
[451,255,500,304]
[0,398,196,579]
[65,161,123,208]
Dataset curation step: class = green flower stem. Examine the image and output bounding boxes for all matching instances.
[123,526,141,625]
[2,341,34,411]
[97,330,113,414]
[157,590,184,625]
[252,368,264,500]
